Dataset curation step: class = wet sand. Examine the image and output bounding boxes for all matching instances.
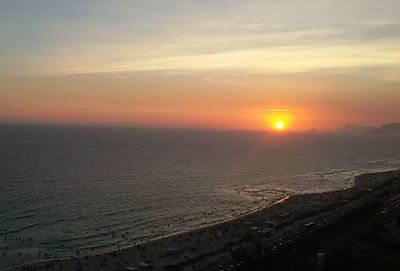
[2,170,400,271]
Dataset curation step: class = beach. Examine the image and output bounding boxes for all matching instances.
[2,169,400,271]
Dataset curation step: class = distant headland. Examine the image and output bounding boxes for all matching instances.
[336,123,400,135]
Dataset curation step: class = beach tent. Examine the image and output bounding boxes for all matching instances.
[259,227,275,235]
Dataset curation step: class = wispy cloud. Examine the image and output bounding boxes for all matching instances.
[1,0,400,77]
[258,109,299,112]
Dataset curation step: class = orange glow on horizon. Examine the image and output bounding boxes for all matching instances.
[1,72,397,132]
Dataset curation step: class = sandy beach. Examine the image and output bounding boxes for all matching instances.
[2,170,400,271]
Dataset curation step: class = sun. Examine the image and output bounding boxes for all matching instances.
[262,109,292,131]
[274,121,285,130]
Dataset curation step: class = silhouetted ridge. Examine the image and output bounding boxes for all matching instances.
[336,124,376,134]
[370,123,400,134]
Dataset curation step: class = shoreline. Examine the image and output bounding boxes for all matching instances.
[0,193,290,271]
[2,169,400,271]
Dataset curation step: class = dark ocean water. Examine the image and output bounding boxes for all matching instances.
[0,124,399,267]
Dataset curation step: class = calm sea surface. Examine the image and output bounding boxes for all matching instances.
[1,125,399,266]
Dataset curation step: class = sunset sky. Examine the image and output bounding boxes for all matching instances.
[1,0,399,131]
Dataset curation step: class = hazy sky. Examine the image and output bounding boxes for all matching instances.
[1,0,399,130]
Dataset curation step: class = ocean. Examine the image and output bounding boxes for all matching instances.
[1,124,399,267]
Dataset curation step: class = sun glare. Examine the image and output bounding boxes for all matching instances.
[275,121,285,130]
[261,108,294,131]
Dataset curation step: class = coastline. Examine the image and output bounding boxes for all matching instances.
[2,169,400,271]
[0,193,290,271]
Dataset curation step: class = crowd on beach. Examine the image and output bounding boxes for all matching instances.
[2,171,399,271]
[0,185,291,271]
